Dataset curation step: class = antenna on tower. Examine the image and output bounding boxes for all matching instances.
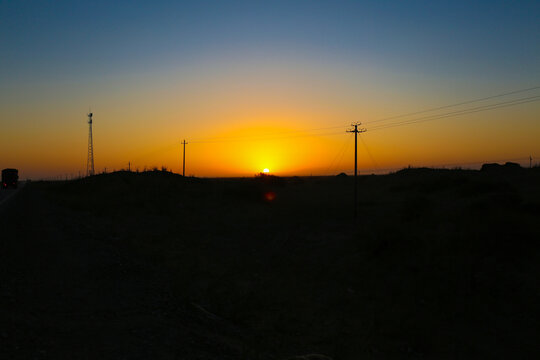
[87,111,95,176]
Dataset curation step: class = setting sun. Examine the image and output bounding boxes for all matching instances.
[263,168,270,174]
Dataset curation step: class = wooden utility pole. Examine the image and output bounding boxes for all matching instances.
[182,140,188,176]
[347,123,367,219]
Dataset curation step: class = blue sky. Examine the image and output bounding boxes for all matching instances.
[2,0,539,83]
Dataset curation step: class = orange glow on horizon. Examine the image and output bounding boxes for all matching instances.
[1,58,539,180]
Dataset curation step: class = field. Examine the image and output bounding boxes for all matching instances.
[1,168,539,359]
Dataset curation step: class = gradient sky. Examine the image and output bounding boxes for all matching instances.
[1,0,539,179]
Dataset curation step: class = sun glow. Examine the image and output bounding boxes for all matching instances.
[263,168,270,173]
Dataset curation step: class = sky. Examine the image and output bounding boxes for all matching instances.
[1,0,539,179]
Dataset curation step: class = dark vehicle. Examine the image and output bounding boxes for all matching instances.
[2,168,18,189]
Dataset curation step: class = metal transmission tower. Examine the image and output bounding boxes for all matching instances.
[87,112,95,176]
[347,122,367,219]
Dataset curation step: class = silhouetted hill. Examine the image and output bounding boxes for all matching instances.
[481,161,524,173]
[1,169,539,359]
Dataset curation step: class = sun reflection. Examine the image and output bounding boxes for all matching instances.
[264,191,276,201]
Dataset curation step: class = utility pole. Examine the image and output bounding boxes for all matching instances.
[182,140,188,176]
[530,155,533,169]
[128,162,131,172]
[347,123,367,220]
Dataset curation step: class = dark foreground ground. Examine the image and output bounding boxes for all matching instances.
[1,168,539,359]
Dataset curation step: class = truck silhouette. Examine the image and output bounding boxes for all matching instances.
[2,168,18,189]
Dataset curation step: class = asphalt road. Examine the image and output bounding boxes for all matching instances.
[0,182,24,208]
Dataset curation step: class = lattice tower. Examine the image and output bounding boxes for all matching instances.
[87,112,95,176]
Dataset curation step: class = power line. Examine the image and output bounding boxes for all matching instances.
[189,94,540,144]
[189,87,540,144]
[359,134,378,170]
[368,95,540,132]
[189,125,347,143]
[326,133,352,174]
[131,143,178,163]
[366,85,540,125]
[111,85,540,177]
[190,129,347,144]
